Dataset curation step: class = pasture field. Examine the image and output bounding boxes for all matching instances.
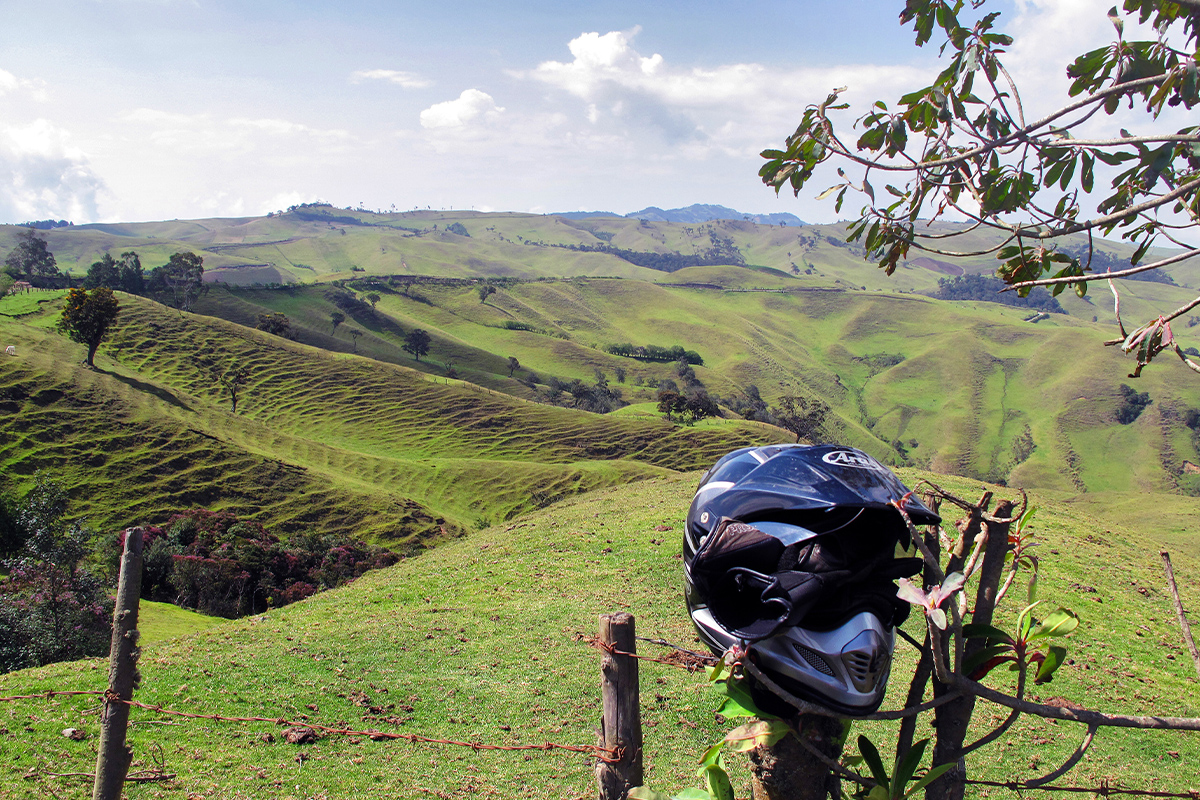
[0,473,1197,799]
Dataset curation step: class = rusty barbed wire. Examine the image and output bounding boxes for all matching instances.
[575,632,718,671]
[0,689,618,762]
[963,778,1200,798]
[0,690,104,703]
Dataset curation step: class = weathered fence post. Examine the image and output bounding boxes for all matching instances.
[596,612,643,800]
[93,527,144,800]
[1161,550,1200,679]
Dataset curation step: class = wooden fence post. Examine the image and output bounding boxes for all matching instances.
[596,612,643,800]
[93,527,144,800]
[1161,550,1200,680]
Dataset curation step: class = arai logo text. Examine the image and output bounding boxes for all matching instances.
[821,450,883,470]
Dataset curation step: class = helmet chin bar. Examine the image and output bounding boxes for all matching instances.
[691,606,894,715]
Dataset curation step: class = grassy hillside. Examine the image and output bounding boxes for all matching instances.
[189,275,1200,496]
[0,473,1197,799]
[0,290,787,543]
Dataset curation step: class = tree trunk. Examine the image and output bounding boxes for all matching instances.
[926,500,1013,800]
[749,714,842,800]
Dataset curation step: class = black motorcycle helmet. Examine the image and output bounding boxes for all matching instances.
[683,444,939,715]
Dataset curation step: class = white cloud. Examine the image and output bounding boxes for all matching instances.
[419,89,505,129]
[514,28,930,156]
[259,190,321,215]
[0,67,47,102]
[0,120,104,222]
[350,69,432,89]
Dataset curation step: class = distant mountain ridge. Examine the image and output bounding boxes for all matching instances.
[551,204,805,226]
[625,203,805,226]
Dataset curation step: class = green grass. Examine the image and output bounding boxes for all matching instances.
[0,293,787,543]
[138,601,224,645]
[0,473,1197,799]
[193,276,1200,497]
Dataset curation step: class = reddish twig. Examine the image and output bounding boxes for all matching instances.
[1160,550,1200,680]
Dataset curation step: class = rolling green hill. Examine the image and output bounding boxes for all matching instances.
[0,290,788,543]
[189,274,1200,498]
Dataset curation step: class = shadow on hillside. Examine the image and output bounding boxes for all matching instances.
[100,369,193,411]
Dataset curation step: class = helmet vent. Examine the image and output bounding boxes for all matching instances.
[791,643,836,677]
[841,645,889,693]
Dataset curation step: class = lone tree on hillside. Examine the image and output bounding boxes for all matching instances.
[760,0,1200,378]
[367,292,381,309]
[507,356,520,377]
[403,328,431,361]
[57,287,120,367]
[478,283,496,303]
[256,312,294,339]
[348,327,363,352]
[771,393,829,443]
[217,361,251,413]
[330,311,345,336]
[149,251,205,311]
[4,227,58,284]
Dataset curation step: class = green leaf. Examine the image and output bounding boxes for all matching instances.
[674,790,711,800]
[905,762,958,796]
[1030,608,1079,639]
[1034,645,1068,684]
[703,764,735,800]
[699,742,724,768]
[961,623,1011,641]
[893,738,929,792]
[721,679,778,720]
[963,643,1014,676]
[725,719,791,753]
[629,788,675,800]
[1017,601,1042,641]
[857,735,891,792]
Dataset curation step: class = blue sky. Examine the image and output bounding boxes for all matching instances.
[0,0,1130,224]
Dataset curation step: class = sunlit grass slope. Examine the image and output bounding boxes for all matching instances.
[0,473,1197,799]
[193,276,1200,495]
[0,292,786,541]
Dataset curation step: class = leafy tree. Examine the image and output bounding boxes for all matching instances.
[84,253,120,290]
[330,310,345,335]
[507,355,520,377]
[367,292,381,309]
[218,361,250,413]
[0,489,24,557]
[771,393,830,443]
[3,226,57,282]
[1116,382,1153,423]
[759,0,1200,378]
[117,251,144,294]
[256,312,294,339]
[0,474,113,673]
[478,283,496,303]
[85,251,144,294]
[348,326,363,352]
[57,287,120,367]
[149,251,205,311]
[657,389,686,422]
[403,328,431,361]
[446,221,470,236]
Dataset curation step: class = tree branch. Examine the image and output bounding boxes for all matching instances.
[1024,724,1099,788]
[1006,247,1200,290]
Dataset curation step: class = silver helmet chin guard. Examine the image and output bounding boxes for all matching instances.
[682,444,939,716]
